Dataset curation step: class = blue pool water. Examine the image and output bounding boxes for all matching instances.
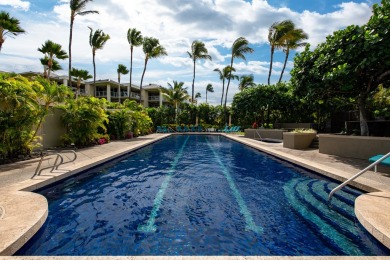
[17,135,389,256]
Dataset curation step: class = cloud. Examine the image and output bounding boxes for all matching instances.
[0,0,30,11]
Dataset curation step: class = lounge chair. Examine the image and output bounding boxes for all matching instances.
[176,126,183,132]
[197,125,203,132]
[156,126,163,133]
[190,125,196,132]
[369,154,390,172]
[183,125,190,132]
[222,126,230,132]
[162,126,168,133]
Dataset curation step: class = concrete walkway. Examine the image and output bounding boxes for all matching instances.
[0,133,389,258]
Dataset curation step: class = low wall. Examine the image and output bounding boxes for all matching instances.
[245,129,287,140]
[36,108,66,149]
[319,134,390,159]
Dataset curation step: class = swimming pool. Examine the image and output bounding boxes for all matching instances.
[16,135,389,256]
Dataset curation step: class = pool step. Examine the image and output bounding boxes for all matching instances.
[309,136,319,149]
[283,178,365,255]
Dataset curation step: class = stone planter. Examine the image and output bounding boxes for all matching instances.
[283,132,316,150]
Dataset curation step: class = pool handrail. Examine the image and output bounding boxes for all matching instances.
[328,152,390,203]
[31,150,77,179]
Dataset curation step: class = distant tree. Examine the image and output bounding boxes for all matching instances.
[117,64,129,103]
[214,65,233,106]
[162,80,189,123]
[225,37,253,109]
[278,24,308,83]
[70,68,92,98]
[0,11,25,52]
[205,83,214,103]
[127,28,143,99]
[68,0,98,87]
[267,20,294,85]
[224,65,239,108]
[188,40,212,103]
[139,37,167,104]
[194,92,201,104]
[37,40,68,78]
[40,56,62,78]
[88,27,110,86]
[238,75,256,91]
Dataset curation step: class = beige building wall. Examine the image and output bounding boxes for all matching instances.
[36,108,66,149]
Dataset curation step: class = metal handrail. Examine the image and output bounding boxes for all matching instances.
[254,129,263,141]
[328,152,390,203]
[31,150,77,179]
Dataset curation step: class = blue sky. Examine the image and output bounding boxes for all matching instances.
[0,0,380,105]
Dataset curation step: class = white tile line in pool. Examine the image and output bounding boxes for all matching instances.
[138,135,191,233]
[205,137,263,234]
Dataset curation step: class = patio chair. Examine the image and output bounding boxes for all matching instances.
[156,126,163,133]
[176,125,183,132]
[162,126,168,133]
[197,125,203,132]
[183,125,190,132]
[222,125,230,132]
[190,125,196,132]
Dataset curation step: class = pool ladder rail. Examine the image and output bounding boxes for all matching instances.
[31,150,77,179]
[328,151,390,203]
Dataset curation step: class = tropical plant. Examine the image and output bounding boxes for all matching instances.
[127,28,143,99]
[225,37,253,109]
[40,56,62,78]
[205,83,214,103]
[238,75,256,91]
[187,40,212,103]
[117,64,129,103]
[60,96,108,146]
[224,66,239,108]
[68,0,98,87]
[267,20,294,85]
[70,67,92,98]
[162,80,189,123]
[139,37,167,104]
[37,40,68,78]
[0,11,25,52]
[88,27,110,86]
[214,65,233,106]
[291,0,390,136]
[278,24,308,83]
[194,92,201,104]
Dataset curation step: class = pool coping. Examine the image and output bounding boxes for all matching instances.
[0,133,389,258]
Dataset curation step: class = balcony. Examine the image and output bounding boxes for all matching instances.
[149,95,160,101]
[96,91,107,97]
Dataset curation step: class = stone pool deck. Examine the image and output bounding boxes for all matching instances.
[0,133,389,259]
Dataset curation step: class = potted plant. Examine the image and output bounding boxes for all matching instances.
[283,129,317,150]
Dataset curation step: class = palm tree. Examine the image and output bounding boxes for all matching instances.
[88,27,110,87]
[278,27,308,83]
[70,68,92,98]
[238,75,256,91]
[127,28,143,99]
[0,11,25,52]
[214,66,232,106]
[224,66,239,107]
[267,20,294,85]
[194,92,201,104]
[187,40,212,103]
[225,37,253,108]
[117,64,129,103]
[38,40,68,78]
[162,80,189,123]
[40,56,62,78]
[205,83,214,103]
[139,37,167,104]
[68,0,98,87]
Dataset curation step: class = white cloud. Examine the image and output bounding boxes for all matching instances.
[0,0,30,11]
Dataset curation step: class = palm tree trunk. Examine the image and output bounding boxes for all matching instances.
[129,46,133,99]
[220,79,225,106]
[191,59,196,103]
[268,46,274,85]
[206,90,208,103]
[278,48,289,83]
[68,17,74,88]
[139,58,148,105]
[118,74,121,103]
[224,59,234,109]
[359,94,369,136]
[92,51,96,90]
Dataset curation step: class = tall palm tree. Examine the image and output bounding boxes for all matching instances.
[127,28,143,99]
[214,65,232,106]
[0,11,25,52]
[117,64,129,103]
[224,66,239,107]
[38,40,68,78]
[187,40,212,103]
[68,0,98,87]
[88,27,110,87]
[162,80,189,123]
[194,92,201,104]
[70,68,92,98]
[139,37,167,104]
[238,75,256,91]
[205,83,214,103]
[267,20,294,85]
[225,37,253,108]
[40,56,62,78]
[278,27,308,83]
